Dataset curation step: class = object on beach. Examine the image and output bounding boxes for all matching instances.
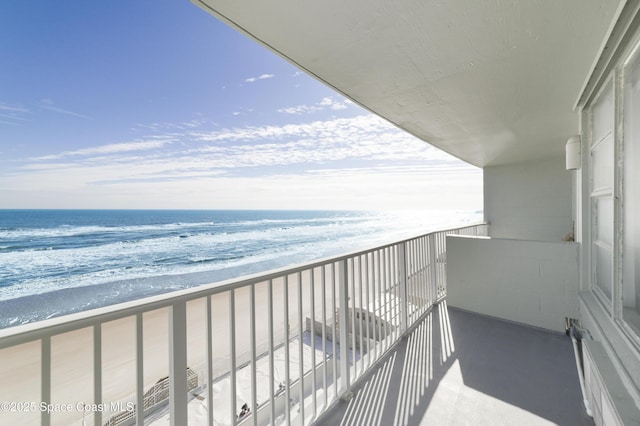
[238,403,251,420]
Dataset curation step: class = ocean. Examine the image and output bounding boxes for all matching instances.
[0,209,481,328]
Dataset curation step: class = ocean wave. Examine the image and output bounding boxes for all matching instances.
[0,221,219,240]
[0,213,371,241]
[0,253,314,328]
[0,210,483,328]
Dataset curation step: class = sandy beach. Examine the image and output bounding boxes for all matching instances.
[0,269,339,426]
[0,251,411,426]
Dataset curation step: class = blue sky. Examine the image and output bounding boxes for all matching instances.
[0,0,482,211]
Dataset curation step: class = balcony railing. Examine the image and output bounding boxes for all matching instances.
[0,223,486,426]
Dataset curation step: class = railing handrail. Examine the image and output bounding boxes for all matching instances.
[0,222,488,426]
[0,222,485,348]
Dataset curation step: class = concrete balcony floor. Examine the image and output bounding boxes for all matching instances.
[316,302,593,426]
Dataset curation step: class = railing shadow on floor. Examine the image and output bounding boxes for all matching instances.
[318,301,457,426]
[316,301,593,426]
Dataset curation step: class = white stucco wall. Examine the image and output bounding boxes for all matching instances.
[484,157,573,241]
[446,235,579,333]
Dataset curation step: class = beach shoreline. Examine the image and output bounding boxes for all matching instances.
[0,271,333,426]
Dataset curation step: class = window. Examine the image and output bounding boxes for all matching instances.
[590,80,615,302]
[623,48,640,334]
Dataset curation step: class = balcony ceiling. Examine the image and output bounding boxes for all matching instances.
[193,0,622,167]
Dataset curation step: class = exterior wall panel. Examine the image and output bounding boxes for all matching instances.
[484,157,573,242]
[446,235,579,333]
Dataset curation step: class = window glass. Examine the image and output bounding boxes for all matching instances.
[590,81,615,303]
[595,243,613,300]
[595,197,614,247]
[592,81,614,146]
[591,135,614,191]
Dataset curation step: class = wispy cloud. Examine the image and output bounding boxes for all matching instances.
[0,103,29,114]
[244,73,275,83]
[0,153,481,211]
[230,107,253,117]
[0,102,29,126]
[173,114,466,174]
[278,96,349,115]
[32,139,176,161]
[132,118,208,133]
[38,98,91,120]
[1,111,481,210]
[193,114,396,144]
[0,113,27,121]
[13,113,461,182]
[15,113,467,176]
[319,97,347,110]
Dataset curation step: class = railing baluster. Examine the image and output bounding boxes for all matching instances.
[424,237,431,306]
[406,240,418,322]
[320,266,328,410]
[41,336,51,426]
[442,231,448,296]
[250,284,257,426]
[420,238,425,312]
[330,263,338,400]
[442,232,448,296]
[420,237,426,307]
[297,271,304,424]
[382,248,388,340]
[381,248,387,351]
[427,237,432,306]
[429,235,437,305]
[435,232,441,298]
[364,252,371,369]
[169,301,188,426]
[284,276,291,426]
[416,240,421,315]
[268,279,275,426]
[229,290,237,426]
[358,255,364,376]
[337,259,351,398]
[390,246,396,342]
[94,324,102,426]
[408,240,414,323]
[384,248,389,350]
[349,258,357,379]
[416,238,422,314]
[136,314,144,426]
[368,253,373,353]
[384,247,391,349]
[389,246,396,341]
[389,247,394,345]
[310,269,317,421]
[206,296,214,426]
[376,249,384,359]
[369,253,376,361]
[438,233,444,296]
[393,244,400,341]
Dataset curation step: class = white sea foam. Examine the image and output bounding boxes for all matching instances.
[0,210,482,327]
[0,221,219,239]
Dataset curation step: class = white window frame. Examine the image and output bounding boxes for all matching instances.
[588,76,616,309]
[585,32,640,349]
[619,38,640,343]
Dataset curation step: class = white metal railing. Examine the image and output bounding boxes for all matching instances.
[104,368,199,426]
[0,223,486,426]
